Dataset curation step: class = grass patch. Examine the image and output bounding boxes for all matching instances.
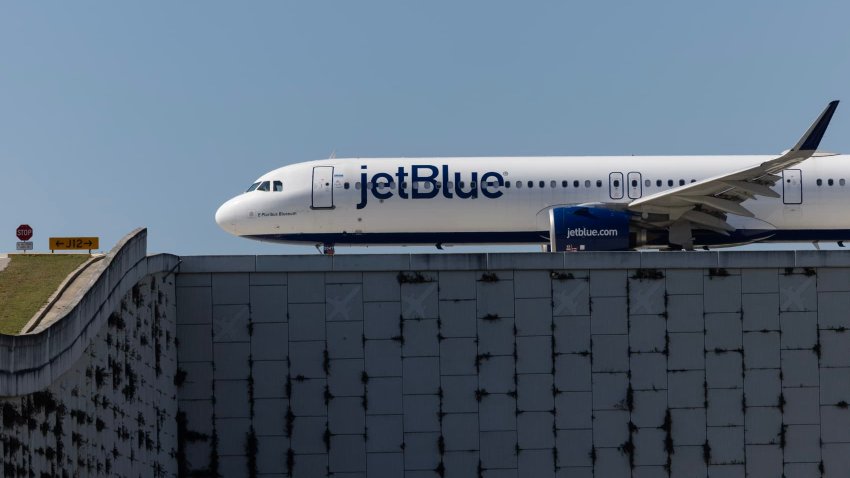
[0,254,89,335]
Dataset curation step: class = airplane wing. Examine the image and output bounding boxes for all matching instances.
[627,101,839,239]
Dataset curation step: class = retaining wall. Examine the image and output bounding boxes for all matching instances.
[175,251,850,478]
[0,229,180,477]
[6,234,850,477]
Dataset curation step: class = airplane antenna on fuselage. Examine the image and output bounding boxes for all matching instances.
[329,150,336,159]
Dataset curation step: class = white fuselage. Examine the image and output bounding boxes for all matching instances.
[215,155,850,247]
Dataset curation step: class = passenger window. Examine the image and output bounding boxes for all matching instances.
[631,180,637,187]
[246,182,260,192]
[273,181,283,192]
[528,181,534,188]
[539,181,545,188]
[690,179,696,183]
[585,180,591,188]
[596,180,602,188]
[841,179,846,186]
[257,181,270,191]
[657,180,662,187]
[550,180,556,188]
[829,179,834,186]
[344,182,350,190]
[516,181,522,189]
[678,179,685,186]
[817,179,823,186]
[574,180,579,188]
[613,180,620,187]
[355,182,361,190]
[668,180,674,187]
[645,179,651,187]
[505,181,511,189]
[562,180,568,187]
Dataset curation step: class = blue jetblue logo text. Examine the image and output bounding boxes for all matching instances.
[357,165,504,209]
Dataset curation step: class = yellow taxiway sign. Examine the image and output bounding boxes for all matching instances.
[49,237,99,251]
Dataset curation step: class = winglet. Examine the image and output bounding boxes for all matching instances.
[791,100,839,152]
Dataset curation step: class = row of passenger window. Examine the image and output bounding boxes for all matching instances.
[251,176,849,193]
[345,178,699,190]
[816,178,846,186]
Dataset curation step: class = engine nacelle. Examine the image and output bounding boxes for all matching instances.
[549,207,632,251]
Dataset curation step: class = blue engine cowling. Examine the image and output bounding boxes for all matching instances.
[549,207,631,251]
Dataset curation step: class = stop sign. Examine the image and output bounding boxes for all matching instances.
[16,224,33,241]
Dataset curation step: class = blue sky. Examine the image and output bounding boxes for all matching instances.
[1,2,849,255]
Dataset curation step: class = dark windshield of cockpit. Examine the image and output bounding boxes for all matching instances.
[247,180,282,192]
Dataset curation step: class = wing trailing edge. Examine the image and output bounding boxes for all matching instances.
[627,100,840,248]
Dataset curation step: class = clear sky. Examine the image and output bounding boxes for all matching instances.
[2,2,849,256]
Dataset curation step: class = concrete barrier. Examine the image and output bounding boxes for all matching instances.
[176,250,850,477]
[0,228,180,477]
[0,228,179,396]
[6,237,850,477]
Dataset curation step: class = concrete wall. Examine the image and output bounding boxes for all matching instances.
[0,229,180,477]
[6,236,850,477]
[176,252,850,478]
[0,228,178,395]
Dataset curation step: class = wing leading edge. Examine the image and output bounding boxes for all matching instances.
[627,101,840,246]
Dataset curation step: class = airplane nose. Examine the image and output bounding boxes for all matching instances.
[215,199,240,236]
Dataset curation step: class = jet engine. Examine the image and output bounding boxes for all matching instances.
[549,206,634,251]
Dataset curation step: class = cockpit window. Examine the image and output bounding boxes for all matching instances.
[273,180,283,192]
[246,182,260,192]
[257,181,271,191]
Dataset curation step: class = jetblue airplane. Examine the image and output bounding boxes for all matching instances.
[216,101,843,253]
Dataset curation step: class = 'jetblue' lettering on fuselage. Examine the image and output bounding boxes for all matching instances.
[356,165,504,209]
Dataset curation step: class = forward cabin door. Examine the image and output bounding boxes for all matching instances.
[312,166,335,209]
[782,169,802,205]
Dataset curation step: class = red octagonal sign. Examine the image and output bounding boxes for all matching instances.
[16,224,33,241]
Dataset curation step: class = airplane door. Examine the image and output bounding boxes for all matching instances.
[782,169,802,205]
[627,172,642,199]
[312,166,335,209]
[609,172,624,200]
